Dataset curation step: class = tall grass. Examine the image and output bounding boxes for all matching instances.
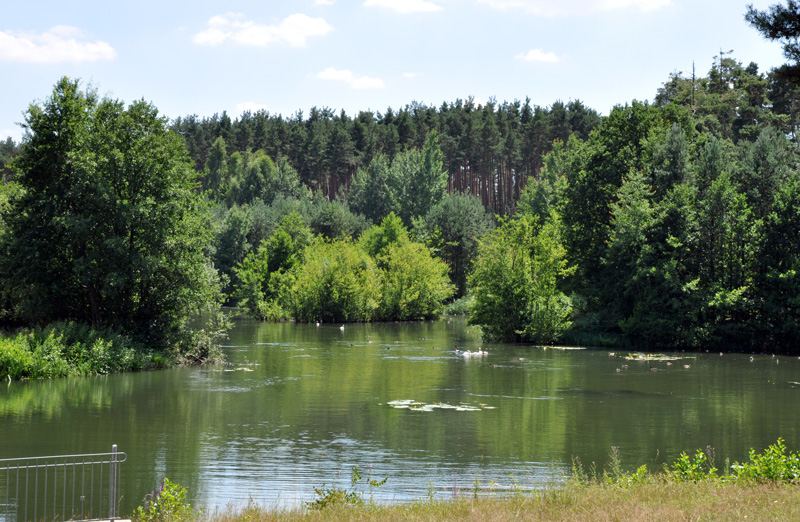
[0,321,157,380]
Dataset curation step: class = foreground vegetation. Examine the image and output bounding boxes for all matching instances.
[207,485,800,522]
[133,440,800,522]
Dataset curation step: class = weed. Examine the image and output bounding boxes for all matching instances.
[133,478,198,522]
[306,466,387,510]
[669,448,718,482]
[728,438,800,484]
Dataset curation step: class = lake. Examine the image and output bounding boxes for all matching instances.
[1,316,798,514]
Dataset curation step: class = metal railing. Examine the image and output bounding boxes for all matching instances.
[0,445,126,522]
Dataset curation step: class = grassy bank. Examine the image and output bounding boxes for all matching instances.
[135,441,800,522]
[211,483,799,521]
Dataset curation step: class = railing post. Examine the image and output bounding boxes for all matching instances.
[109,445,117,520]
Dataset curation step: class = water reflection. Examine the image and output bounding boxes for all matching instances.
[2,317,799,513]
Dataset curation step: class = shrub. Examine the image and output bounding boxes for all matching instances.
[728,438,800,484]
[287,239,381,323]
[306,467,387,510]
[0,321,157,380]
[377,241,454,320]
[133,478,198,522]
[669,448,718,482]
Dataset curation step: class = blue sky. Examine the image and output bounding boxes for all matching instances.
[1,0,790,143]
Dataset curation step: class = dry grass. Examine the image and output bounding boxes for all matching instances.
[208,482,800,522]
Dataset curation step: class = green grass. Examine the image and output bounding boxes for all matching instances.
[202,482,800,522]
[139,440,800,522]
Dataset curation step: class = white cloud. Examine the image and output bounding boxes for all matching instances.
[236,102,270,113]
[1,128,22,143]
[476,0,670,15]
[316,68,385,89]
[315,0,335,4]
[193,13,333,48]
[516,48,560,62]
[0,26,116,63]
[403,72,421,78]
[364,0,444,14]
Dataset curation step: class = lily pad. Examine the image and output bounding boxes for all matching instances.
[624,353,686,362]
[386,399,493,412]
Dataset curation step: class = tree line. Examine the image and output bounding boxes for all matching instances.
[171,98,600,215]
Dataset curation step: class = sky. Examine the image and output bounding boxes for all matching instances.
[0,0,791,143]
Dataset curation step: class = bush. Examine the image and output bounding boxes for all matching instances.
[377,241,454,321]
[669,448,718,482]
[0,336,34,380]
[0,321,157,380]
[729,438,800,484]
[306,467,387,510]
[287,239,381,323]
[575,439,800,488]
[445,295,474,315]
[133,478,198,522]
[468,214,573,343]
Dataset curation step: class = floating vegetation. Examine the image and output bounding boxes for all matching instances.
[223,367,256,372]
[541,346,586,351]
[385,399,494,412]
[624,353,689,362]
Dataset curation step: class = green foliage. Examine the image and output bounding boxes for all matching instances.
[655,52,775,142]
[517,137,573,222]
[306,467,387,510]
[394,131,448,224]
[669,449,718,482]
[233,210,454,323]
[377,241,454,321]
[729,438,800,484]
[560,100,692,295]
[575,440,800,488]
[176,310,232,365]
[233,212,310,320]
[347,132,447,226]
[347,154,395,224]
[746,1,800,72]
[468,214,573,343]
[445,294,474,315]
[417,193,494,297]
[0,321,157,380]
[0,137,20,181]
[211,204,253,296]
[287,239,381,323]
[309,197,370,240]
[223,150,308,207]
[0,77,222,350]
[359,212,409,259]
[360,213,453,321]
[133,478,198,522]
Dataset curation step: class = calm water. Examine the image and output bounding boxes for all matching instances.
[1,316,799,514]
